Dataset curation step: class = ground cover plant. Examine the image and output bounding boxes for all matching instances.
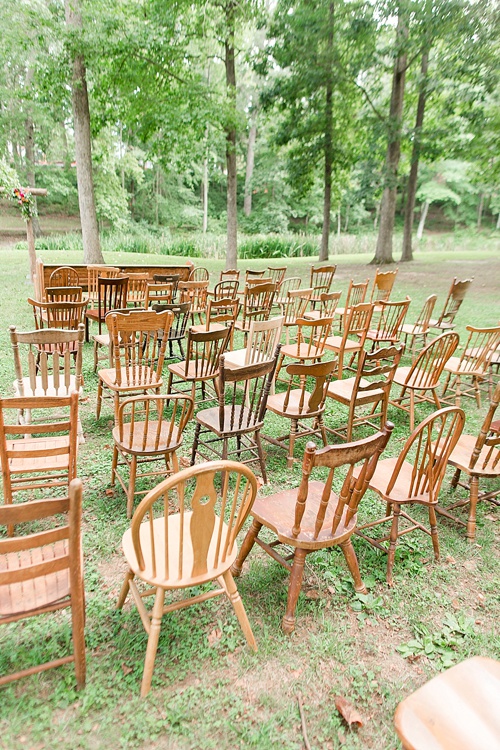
[0,245,499,749]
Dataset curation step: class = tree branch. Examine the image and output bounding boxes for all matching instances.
[354,81,386,123]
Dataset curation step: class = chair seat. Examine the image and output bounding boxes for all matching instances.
[233,321,251,333]
[447,434,500,477]
[429,318,455,330]
[113,421,182,455]
[167,361,216,383]
[223,348,274,369]
[393,366,440,391]
[190,323,226,334]
[365,329,398,342]
[93,333,110,346]
[267,389,322,418]
[400,323,425,336]
[251,480,355,549]
[0,540,70,617]
[394,656,500,750]
[85,308,104,322]
[326,377,384,405]
[4,435,72,474]
[280,343,324,360]
[98,368,162,391]
[197,405,263,436]
[303,310,323,321]
[444,356,485,377]
[357,457,434,505]
[122,512,236,588]
[323,336,362,353]
[13,376,82,398]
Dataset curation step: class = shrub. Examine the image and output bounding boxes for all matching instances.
[238,236,319,259]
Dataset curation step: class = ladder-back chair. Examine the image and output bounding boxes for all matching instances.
[167,326,232,404]
[370,267,398,303]
[309,265,337,306]
[323,302,374,379]
[117,461,258,696]
[399,294,437,359]
[49,266,80,288]
[429,277,473,334]
[231,425,393,633]
[355,407,464,585]
[235,282,277,338]
[364,297,411,350]
[267,266,287,286]
[441,324,500,407]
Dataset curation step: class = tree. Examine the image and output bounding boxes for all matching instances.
[224,0,238,269]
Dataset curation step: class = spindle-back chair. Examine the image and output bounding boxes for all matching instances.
[126,273,150,307]
[323,302,374,378]
[275,317,333,381]
[153,274,180,298]
[178,280,209,325]
[145,283,175,308]
[309,265,337,305]
[267,266,287,286]
[275,276,301,307]
[441,324,500,407]
[87,264,120,306]
[167,326,232,404]
[88,276,129,368]
[188,266,210,282]
[429,277,473,333]
[335,279,370,329]
[28,298,88,332]
[281,288,313,344]
[46,286,83,303]
[303,291,342,322]
[224,316,284,370]
[370,267,398,303]
[49,266,80,288]
[364,297,411,350]
[235,282,277,338]
[213,279,239,300]
[399,294,437,358]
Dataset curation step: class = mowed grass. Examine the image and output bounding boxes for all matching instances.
[0,243,498,750]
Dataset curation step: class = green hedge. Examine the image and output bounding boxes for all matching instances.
[238,236,319,259]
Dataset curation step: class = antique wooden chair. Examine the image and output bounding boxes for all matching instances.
[166,325,232,404]
[126,273,150,308]
[117,461,258,696]
[89,276,129,369]
[437,381,500,540]
[303,291,342,322]
[275,276,302,307]
[87,264,121,305]
[28,298,88,333]
[441,324,500,407]
[145,282,175,308]
[334,279,370,330]
[275,317,333,381]
[398,294,437,359]
[223,316,284,370]
[309,265,337,306]
[188,266,209,282]
[394,656,500,750]
[231,425,393,633]
[178,280,209,325]
[213,279,239,300]
[370,267,398,303]
[323,301,374,379]
[0,478,85,689]
[267,266,287,286]
[151,301,191,360]
[390,332,459,430]
[364,297,411,351]
[111,394,194,517]
[245,269,266,282]
[263,359,338,467]
[355,407,464,585]
[96,310,173,422]
[153,273,180,299]
[46,286,83,303]
[234,282,277,339]
[0,392,79,509]
[246,276,273,289]
[204,298,241,331]
[429,277,473,334]
[220,268,240,282]
[191,350,280,483]
[326,344,403,441]
[49,266,80,287]
[280,288,313,344]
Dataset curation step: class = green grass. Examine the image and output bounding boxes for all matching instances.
[0,242,499,749]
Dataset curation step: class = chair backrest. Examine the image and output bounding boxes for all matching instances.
[344,279,370,309]
[292,425,393,540]
[243,316,284,365]
[281,359,338,417]
[96,276,129,333]
[153,274,180,296]
[246,277,273,289]
[213,279,239,300]
[352,344,404,403]
[267,266,287,286]
[469,381,500,472]
[403,332,459,390]
[277,276,302,301]
[245,269,266,281]
[183,326,232,379]
[342,302,374,348]
[146,283,174,307]
[409,294,437,335]
[0,393,79,485]
[151,302,191,342]
[385,407,465,503]
[218,347,280,432]
[10,324,85,397]
[49,266,80,288]
[188,266,210,282]
[292,317,333,358]
[371,267,398,302]
[206,298,241,328]
[317,291,342,318]
[129,461,258,583]
[46,286,83,303]
[178,280,209,311]
[126,273,149,307]
[241,282,277,327]
[436,277,473,326]
[220,268,240,282]
[35,257,45,302]
[369,298,411,341]
[87,265,120,304]
[310,265,337,295]
[28,298,88,330]
[455,325,500,376]
[116,394,194,454]
[282,288,313,326]
[107,310,173,387]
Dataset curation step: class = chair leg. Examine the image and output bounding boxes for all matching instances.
[191,422,201,465]
[473,377,481,408]
[127,456,137,519]
[467,476,479,541]
[428,505,440,561]
[117,569,134,609]
[275,353,285,382]
[282,547,307,635]
[409,389,415,432]
[93,340,98,373]
[254,431,267,484]
[386,503,401,587]
[113,394,120,425]
[140,587,165,698]
[340,539,367,594]
[111,445,118,486]
[450,467,461,489]
[96,378,103,419]
[318,414,328,447]
[71,588,86,690]
[287,420,298,468]
[231,519,262,577]
[222,569,257,652]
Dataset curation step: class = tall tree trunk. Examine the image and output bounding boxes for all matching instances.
[25,115,42,237]
[225,1,238,269]
[496,212,500,230]
[65,0,103,264]
[401,49,429,262]
[320,1,335,262]
[243,109,258,217]
[372,14,408,265]
[416,200,429,239]
[477,192,484,229]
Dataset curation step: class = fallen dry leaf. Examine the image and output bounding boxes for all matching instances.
[485,515,496,522]
[451,598,460,610]
[306,589,321,600]
[105,489,115,497]
[208,627,222,646]
[334,696,365,728]
[337,731,347,745]
[445,555,456,565]
[121,663,133,675]
[179,457,191,468]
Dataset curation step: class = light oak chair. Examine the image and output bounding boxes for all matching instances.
[178,280,209,325]
[234,282,277,340]
[275,276,302,308]
[49,266,80,288]
[220,268,240,282]
[370,267,398,303]
[323,301,374,379]
[399,294,437,358]
[267,266,287,286]
[28,298,88,332]
[280,288,313,344]
[223,316,284,370]
[364,297,411,351]
[309,265,337,307]
[188,266,210,282]
[117,461,258,696]
[303,291,341,322]
[86,264,121,306]
[275,316,333,382]
[46,286,83,303]
[441,324,500,407]
[231,425,393,633]
[212,279,239,300]
[334,279,370,330]
[0,478,85,689]
[429,277,473,334]
[145,282,175,308]
[126,273,149,307]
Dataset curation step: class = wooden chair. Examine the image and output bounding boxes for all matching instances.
[111,394,194,517]
[223,316,284,370]
[334,279,370,329]
[303,291,341,322]
[267,266,287,286]
[355,407,464,585]
[364,297,411,350]
[323,301,374,379]
[46,286,83,303]
[28,298,88,333]
[234,282,277,339]
[280,288,313,344]
[398,294,437,359]
[145,282,175,308]
[275,317,333,382]
[437,381,500,540]
[87,264,120,305]
[370,267,398,303]
[49,266,80,287]
[390,332,459,430]
[153,273,180,299]
[263,359,338,467]
[116,461,258,696]
[88,276,129,369]
[0,477,85,688]
[188,266,209,282]
[231,425,393,633]
[192,297,240,336]
[213,279,239,300]
[151,301,190,360]
[126,273,150,307]
[245,269,266,282]
[275,276,301,307]
[429,277,473,334]
[441,324,500,407]
[0,392,79,509]
[191,350,280,483]
[178,280,209,325]
[34,256,46,302]
[394,656,500,750]
[96,310,173,423]
[167,326,232,404]
[309,265,337,306]
[220,268,240,282]
[326,344,403,442]
[246,276,273,289]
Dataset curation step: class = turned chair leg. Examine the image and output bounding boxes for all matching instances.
[287,420,298,468]
[231,519,262,577]
[467,476,479,541]
[340,539,367,594]
[140,587,165,698]
[450,467,461,489]
[428,505,440,561]
[222,569,257,651]
[386,503,401,587]
[282,547,307,635]
[191,422,201,465]
[254,431,267,484]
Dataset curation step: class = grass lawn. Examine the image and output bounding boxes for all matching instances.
[0,243,499,749]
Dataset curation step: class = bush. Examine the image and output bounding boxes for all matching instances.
[238,236,319,259]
